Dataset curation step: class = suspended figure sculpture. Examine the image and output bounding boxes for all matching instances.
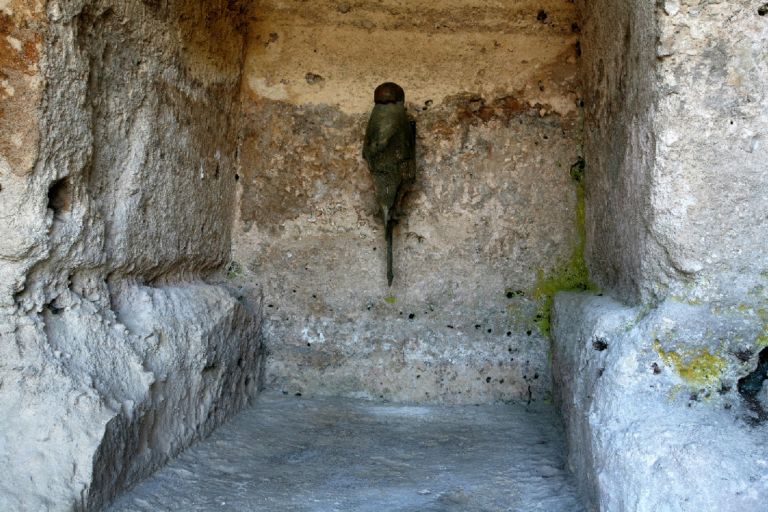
[362,82,416,286]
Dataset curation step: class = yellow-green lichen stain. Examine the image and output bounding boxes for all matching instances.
[756,330,768,349]
[226,261,244,280]
[653,340,727,388]
[756,308,768,348]
[531,167,595,336]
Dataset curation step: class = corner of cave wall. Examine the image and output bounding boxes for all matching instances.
[0,1,261,510]
[576,0,661,305]
[578,0,768,308]
[551,2,768,508]
[571,0,768,403]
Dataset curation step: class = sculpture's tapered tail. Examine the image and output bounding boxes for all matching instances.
[386,216,394,286]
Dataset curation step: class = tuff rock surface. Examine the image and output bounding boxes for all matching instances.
[579,0,768,305]
[233,0,585,404]
[553,292,768,512]
[0,1,262,509]
[2,0,767,510]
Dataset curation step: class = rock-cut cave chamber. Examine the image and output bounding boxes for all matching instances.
[1,0,767,510]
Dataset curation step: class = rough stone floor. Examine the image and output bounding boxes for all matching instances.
[108,392,585,512]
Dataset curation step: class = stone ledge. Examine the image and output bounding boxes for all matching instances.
[0,282,263,511]
[552,292,768,511]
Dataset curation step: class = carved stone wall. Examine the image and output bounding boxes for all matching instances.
[2,0,767,509]
[0,1,262,509]
[580,0,768,306]
[233,0,585,403]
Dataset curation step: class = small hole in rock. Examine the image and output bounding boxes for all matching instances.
[592,337,608,351]
[738,347,768,421]
[45,303,63,315]
[305,72,324,85]
[48,177,72,218]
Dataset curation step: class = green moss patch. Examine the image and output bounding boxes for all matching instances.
[531,173,595,336]
[226,261,244,279]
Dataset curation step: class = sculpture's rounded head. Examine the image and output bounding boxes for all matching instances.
[374,82,405,104]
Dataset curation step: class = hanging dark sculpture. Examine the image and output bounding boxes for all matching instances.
[362,82,416,286]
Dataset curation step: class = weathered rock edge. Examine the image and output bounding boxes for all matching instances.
[552,292,768,512]
[0,284,263,511]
